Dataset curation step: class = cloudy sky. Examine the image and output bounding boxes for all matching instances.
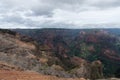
[0,0,120,29]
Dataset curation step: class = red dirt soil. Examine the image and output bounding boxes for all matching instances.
[0,70,86,80]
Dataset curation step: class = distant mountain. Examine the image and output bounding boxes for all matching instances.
[13,28,120,78]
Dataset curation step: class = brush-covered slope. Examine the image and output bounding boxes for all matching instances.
[0,29,41,71]
[13,28,120,78]
[0,29,106,79]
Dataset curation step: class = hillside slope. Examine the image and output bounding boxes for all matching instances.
[0,29,41,71]
[13,28,120,78]
[0,29,107,79]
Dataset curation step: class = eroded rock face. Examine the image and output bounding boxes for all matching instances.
[70,62,91,78]
[91,60,104,80]
[0,29,41,71]
[70,56,90,78]
[70,59,104,79]
[13,29,120,77]
[0,29,106,79]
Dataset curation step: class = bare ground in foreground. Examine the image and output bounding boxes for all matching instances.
[0,70,86,80]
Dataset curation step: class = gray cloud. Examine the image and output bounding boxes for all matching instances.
[31,0,120,16]
[0,0,120,29]
[1,0,120,16]
[90,0,120,8]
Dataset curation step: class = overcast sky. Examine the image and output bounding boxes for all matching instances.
[0,0,120,29]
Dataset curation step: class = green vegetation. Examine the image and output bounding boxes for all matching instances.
[13,29,120,78]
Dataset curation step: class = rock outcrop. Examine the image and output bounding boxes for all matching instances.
[91,60,103,80]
